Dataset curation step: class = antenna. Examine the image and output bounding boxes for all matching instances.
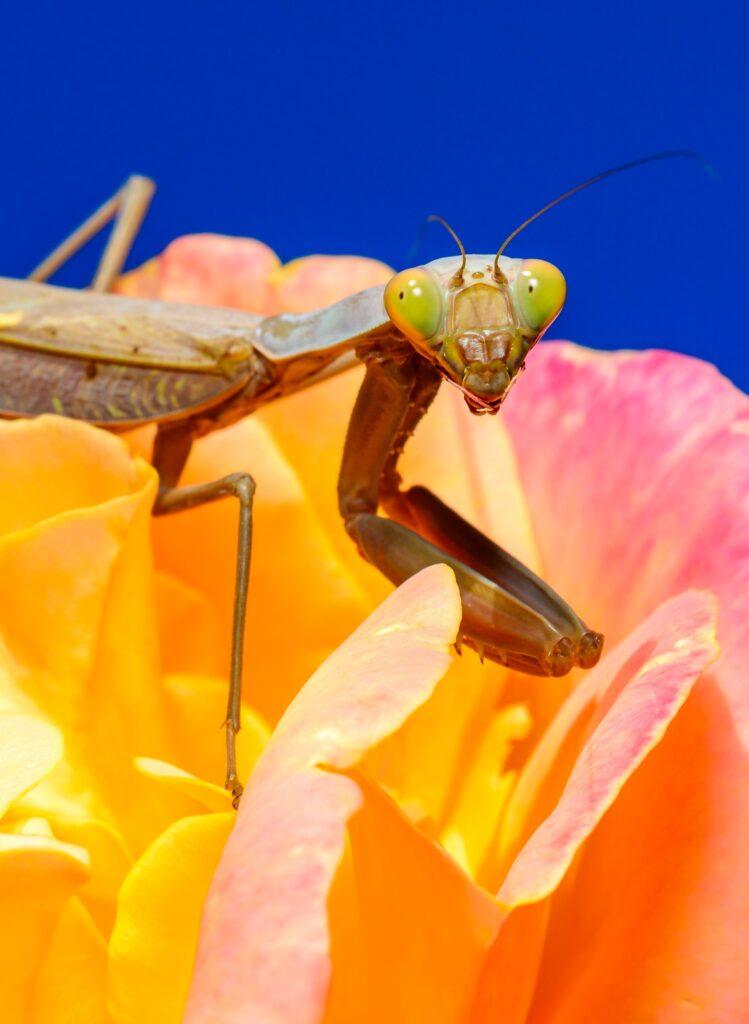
[493,150,710,281]
[426,214,467,285]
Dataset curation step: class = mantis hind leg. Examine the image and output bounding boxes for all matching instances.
[152,425,255,807]
[28,175,155,293]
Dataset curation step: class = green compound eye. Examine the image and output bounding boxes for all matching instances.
[514,259,567,331]
[384,268,444,344]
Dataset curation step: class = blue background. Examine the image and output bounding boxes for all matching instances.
[1,1,746,386]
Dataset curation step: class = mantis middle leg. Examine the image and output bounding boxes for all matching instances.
[152,424,255,807]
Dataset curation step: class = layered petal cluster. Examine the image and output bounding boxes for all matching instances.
[3,233,746,1023]
[0,241,391,1022]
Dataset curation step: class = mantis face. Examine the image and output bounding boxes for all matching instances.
[384,254,566,414]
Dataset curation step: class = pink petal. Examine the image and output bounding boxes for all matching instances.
[504,345,748,707]
[158,234,280,313]
[502,345,749,1019]
[270,255,392,313]
[116,234,280,313]
[498,589,718,906]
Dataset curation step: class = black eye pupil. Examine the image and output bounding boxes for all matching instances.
[398,291,404,300]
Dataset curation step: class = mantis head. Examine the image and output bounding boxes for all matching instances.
[384,251,565,415]
[384,150,706,414]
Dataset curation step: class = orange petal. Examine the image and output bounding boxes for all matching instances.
[114,257,162,299]
[154,572,223,678]
[324,771,501,1024]
[184,566,505,1023]
[0,414,151,535]
[0,416,189,852]
[150,415,373,724]
[256,367,380,593]
[360,652,507,839]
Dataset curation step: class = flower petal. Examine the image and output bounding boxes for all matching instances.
[115,237,390,317]
[134,757,233,813]
[269,254,392,313]
[503,345,749,1018]
[31,898,111,1023]
[10,799,133,938]
[324,771,501,1024]
[117,234,281,313]
[155,573,223,678]
[0,415,183,852]
[440,704,531,880]
[113,257,161,299]
[0,713,63,815]
[185,566,502,1024]
[150,415,373,724]
[462,590,718,1023]
[107,812,234,1024]
[504,345,747,682]
[0,414,150,535]
[162,673,269,786]
[496,589,718,905]
[0,832,89,1020]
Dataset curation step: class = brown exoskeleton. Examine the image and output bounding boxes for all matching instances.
[0,152,700,802]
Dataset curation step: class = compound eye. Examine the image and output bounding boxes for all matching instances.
[384,268,444,344]
[514,259,566,331]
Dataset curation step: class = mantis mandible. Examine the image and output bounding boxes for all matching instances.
[0,151,700,803]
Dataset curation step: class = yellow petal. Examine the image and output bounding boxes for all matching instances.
[0,832,89,1020]
[163,673,269,785]
[440,704,531,880]
[31,898,111,1024]
[0,713,63,815]
[50,818,132,937]
[7,816,55,837]
[108,812,233,1024]
[10,777,133,941]
[134,757,232,813]
[114,257,162,299]
[361,654,507,831]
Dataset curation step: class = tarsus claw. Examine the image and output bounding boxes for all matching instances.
[548,636,575,676]
[576,631,604,669]
[225,774,244,810]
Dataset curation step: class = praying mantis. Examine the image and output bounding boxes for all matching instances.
[0,151,700,803]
